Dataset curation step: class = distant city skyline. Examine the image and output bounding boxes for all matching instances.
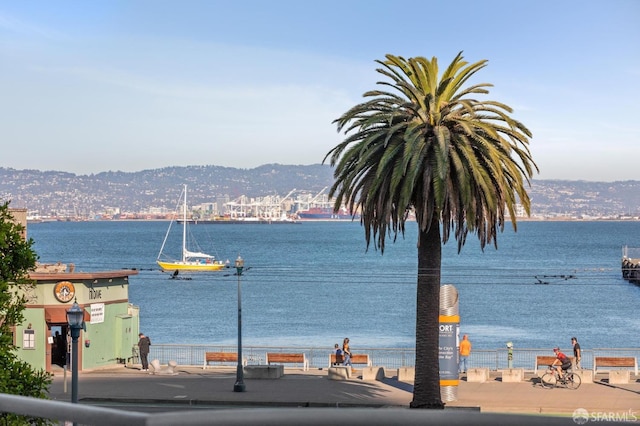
[1,1,638,181]
[3,165,638,220]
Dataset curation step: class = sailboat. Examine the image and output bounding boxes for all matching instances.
[156,185,228,272]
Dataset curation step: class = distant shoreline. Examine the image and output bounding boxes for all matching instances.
[27,216,640,224]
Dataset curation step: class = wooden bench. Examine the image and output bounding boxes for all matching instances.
[329,353,372,368]
[594,357,638,375]
[265,353,309,371]
[534,355,575,374]
[203,352,247,369]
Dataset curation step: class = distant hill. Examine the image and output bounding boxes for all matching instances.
[1,164,639,219]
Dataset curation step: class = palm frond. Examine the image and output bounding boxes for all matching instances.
[326,52,538,252]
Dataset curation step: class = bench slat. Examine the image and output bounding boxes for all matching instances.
[594,356,637,375]
[206,352,238,363]
[594,357,635,367]
[266,353,308,371]
[535,356,558,366]
[267,353,304,363]
[329,353,371,367]
[534,355,575,374]
[535,355,575,365]
[203,352,246,369]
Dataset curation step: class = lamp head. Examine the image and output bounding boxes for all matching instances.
[235,255,244,274]
[66,299,84,328]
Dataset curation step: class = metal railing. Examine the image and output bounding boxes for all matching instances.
[141,344,640,372]
[145,344,419,370]
[0,394,576,426]
[0,393,147,426]
[468,348,640,371]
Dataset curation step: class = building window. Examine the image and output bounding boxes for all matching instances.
[23,329,35,349]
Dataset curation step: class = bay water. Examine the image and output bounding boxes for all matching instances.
[28,220,640,351]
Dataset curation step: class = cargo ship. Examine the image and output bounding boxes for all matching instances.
[296,207,359,220]
[180,217,301,225]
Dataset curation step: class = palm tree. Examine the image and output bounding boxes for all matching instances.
[324,53,538,408]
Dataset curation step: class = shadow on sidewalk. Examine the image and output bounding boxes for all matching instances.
[380,377,413,393]
[595,379,640,395]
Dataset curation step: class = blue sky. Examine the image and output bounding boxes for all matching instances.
[1,1,638,181]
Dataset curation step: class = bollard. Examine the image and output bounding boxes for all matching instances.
[506,341,513,369]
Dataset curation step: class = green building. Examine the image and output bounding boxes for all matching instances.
[16,266,140,372]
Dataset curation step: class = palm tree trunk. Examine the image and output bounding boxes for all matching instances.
[410,214,444,409]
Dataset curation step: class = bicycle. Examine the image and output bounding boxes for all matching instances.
[540,365,581,389]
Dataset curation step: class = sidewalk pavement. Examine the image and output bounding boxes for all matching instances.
[47,365,640,418]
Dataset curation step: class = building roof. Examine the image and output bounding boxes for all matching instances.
[29,269,139,281]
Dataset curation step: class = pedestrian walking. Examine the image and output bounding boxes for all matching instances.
[342,337,353,371]
[571,337,582,369]
[138,333,151,371]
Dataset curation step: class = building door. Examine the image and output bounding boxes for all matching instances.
[50,325,68,368]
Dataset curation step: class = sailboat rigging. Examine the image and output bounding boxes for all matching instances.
[156,185,228,272]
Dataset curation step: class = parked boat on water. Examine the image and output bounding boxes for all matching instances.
[156,185,228,272]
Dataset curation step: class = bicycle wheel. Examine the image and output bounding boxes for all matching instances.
[565,372,581,389]
[540,372,557,388]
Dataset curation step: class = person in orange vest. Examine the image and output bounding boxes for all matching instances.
[459,334,472,374]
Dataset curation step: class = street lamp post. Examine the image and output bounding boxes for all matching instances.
[233,255,246,392]
[66,299,84,407]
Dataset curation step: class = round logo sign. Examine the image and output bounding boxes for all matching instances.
[572,408,589,424]
[54,281,75,303]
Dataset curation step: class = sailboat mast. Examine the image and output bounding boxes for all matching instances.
[182,184,188,262]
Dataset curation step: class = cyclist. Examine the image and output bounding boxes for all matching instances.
[551,347,572,380]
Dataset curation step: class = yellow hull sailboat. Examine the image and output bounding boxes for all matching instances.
[156,259,226,272]
[156,185,228,272]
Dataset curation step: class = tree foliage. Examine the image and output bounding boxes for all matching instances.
[0,201,53,424]
[325,53,537,408]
